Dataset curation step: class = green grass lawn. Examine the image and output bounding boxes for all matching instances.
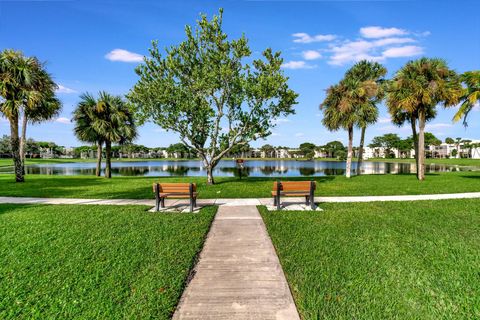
[0,171,479,199]
[259,200,480,319]
[0,204,217,319]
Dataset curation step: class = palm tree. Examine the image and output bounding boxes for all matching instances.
[320,83,357,178]
[344,60,387,173]
[391,107,436,175]
[386,58,462,180]
[73,92,137,178]
[20,75,61,173]
[0,49,60,182]
[73,93,105,176]
[452,71,480,126]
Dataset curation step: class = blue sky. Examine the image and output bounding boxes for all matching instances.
[1,0,479,148]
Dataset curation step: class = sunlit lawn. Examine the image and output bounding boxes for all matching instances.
[0,204,216,319]
[0,171,479,199]
[260,199,480,319]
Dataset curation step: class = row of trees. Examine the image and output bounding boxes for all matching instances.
[0,135,65,158]
[321,59,479,180]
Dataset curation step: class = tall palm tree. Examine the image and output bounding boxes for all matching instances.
[344,60,387,173]
[20,72,61,173]
[391,107,436,175]
[386,58,462,181]
[73,93,105,177]
[94,92,137,178]
[452,70,480,126]
[0,49,60,182]
[320,83,357,178]
[73,92,137,178]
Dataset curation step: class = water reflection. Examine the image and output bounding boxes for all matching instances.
[0,159,475,177]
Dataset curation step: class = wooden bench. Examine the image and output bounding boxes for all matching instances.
[271,181,316,210]
[152,183,198,212]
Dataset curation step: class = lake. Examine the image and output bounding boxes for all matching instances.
[0,160,477,177]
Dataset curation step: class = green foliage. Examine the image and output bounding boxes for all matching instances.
[423,132,441,147]
[0,49,61,182]
[0,204,216,319]
[445,137,455,144]
[128,10,297,183]
[260,199,480,319]
[452,70,480,126]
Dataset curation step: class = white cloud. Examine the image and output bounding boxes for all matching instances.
[105,49,143,63]
[56,85,77,94]
[373,37,416,46]
[292,33,336,43]
[55,117,71,124]
[281,60,316,69]
[274,118,291,125]
[295,132,304,137]
[328,40,423,65]
[271,131,280,137]
[426,123,452,130]
[382,45,423,58]
[154,128,166,133]
[360,26,408,38]
[378,117,391,124]
[302,50,322,60]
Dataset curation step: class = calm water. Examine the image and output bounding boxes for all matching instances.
[0,160,476,177]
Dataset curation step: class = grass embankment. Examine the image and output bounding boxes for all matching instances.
[260,200,480,319]
[0,204,217,319]
[0,172,479,199]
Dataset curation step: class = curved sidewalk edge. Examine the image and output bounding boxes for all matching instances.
[0,192,479,207]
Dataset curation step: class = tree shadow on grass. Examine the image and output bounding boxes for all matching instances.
[460,175,480,179]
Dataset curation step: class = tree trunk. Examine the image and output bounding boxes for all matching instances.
[417,111,426,181]
[20,112,28,170]
[346,125,353,178]
[205,164,215,184]
[357,126,366,175]
[410,116,419,178]
[9,116,24,182]
[105,141,112,178]
[96,142,103,177]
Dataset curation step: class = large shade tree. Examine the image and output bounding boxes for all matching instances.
[452,70,480,126]
[387,58,462,180]
[128,10,298,184]
[73,92,137,178]
[0,49,61,182]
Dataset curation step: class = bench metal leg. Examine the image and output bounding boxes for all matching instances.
[154,184,160,212]
[190,198,194,213]
[305,196,310,205]
[276,195,281,210]
[273,197,277,206]
[155,197,160,212]
[160,197,165,208]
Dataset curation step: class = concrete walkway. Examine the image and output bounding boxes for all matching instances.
[172,206,300,320]
[1,191,480,207]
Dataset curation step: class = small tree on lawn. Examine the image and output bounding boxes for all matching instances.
[128,10,298,184]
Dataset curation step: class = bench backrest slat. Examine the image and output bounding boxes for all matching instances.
[273,181,316,191]
[152,183,197,193]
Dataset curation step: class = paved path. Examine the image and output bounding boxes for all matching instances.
[1,192,480,207]
[172,206,299,320]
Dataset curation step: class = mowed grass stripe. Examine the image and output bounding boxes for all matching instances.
[259,200,480,319]
[0,204,217,319]
[0,171,480,199]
